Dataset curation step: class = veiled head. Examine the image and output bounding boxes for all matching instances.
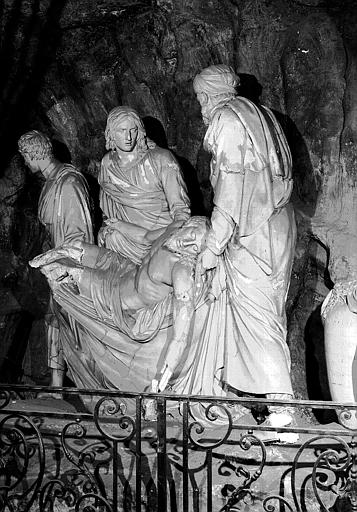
[105,106,147,153]
[165,216,210,256]
[193,65,239,125]
[193,64,239,97]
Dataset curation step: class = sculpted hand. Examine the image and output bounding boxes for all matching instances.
[98,218,117,246]
[158,364,173,392]
[38,259,83,286]
[97,227,106,246]
[145,230,167,257]
[60,243,83,262]
[347,288,357,314]
[38,262,65,282]
[198,247,218,274]
[146,220,185,256]
[103,218,121,230]
[29,244,83,268]
[99,219,148,246]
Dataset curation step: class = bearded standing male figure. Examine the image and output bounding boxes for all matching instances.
[18,130,94,390]
[193,64,297,435]
[98,106,190,264]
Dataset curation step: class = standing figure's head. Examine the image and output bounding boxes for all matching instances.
[105,106,147,154]
[18,130,53,173]
[193,64,239,125]
[164,216,210,257]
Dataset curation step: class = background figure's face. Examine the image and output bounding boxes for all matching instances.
[112,117,139,152]
[22,153,41,174]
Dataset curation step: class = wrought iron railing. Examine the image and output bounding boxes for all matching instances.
[1,384,357,511]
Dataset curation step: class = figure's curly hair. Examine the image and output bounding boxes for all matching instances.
[104,106,148,153]
[18,130,53,160]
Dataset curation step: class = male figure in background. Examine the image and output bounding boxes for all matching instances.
[98,106,190,264]
[193,64,297,433]
[18,130,94,390]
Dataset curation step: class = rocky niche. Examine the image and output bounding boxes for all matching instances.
[0,0,356,413]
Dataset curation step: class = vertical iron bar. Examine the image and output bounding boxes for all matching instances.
[207,449,212,512]
[136,395,142,512]
[349,436,357,511]
[183,400,189,512]
[112,440,118,512]
[193,484,200,512]
[157,395,167,511]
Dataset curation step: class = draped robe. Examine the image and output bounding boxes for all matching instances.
[51,246,209,391]
[98,146,190,263]
[176,96,296,396]
[38,163,93,370]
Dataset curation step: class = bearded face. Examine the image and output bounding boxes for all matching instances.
[194,91,210,126]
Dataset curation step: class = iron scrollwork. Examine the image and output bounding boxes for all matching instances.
[2,386,357,511]
[0,413,45,512]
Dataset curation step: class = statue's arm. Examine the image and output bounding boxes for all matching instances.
[200,110,248,270]
[158,259,195,391]
[204,207,235,257]
[58,175,94,245]
[143,150,191,253]
[158,150,191,222]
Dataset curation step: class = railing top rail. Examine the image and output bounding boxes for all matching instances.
[1,383,357,409]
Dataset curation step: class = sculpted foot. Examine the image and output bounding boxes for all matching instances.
[259,412,299,444]
[37,369,64,400]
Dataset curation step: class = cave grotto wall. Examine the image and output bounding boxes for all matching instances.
[0,0,356,403]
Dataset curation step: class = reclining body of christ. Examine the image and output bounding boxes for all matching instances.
[30,216,211,395]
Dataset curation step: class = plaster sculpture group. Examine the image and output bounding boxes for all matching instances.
[20,63,348,436]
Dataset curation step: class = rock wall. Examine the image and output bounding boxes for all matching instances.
[0,0,356,404]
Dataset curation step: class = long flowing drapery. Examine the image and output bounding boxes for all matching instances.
[51,251,212,393]
[43,97,296,405]
[99,146,190,263]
